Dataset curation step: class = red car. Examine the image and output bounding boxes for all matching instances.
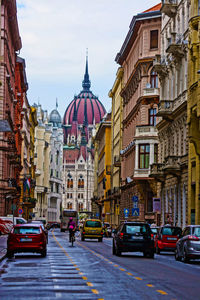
[7,224,47,258]
[155,226,182,254]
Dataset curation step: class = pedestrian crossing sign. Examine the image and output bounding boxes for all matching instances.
[132,208,139,217]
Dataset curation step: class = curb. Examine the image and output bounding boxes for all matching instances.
[0,249,7,262]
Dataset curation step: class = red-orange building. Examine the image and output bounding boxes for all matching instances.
[0,0,22,216]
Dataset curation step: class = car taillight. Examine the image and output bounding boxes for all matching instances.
[188,235,199,241]
[83,231,85,235]
[119,233,124,239]
[151,234,154,240]
[101,231,104,235]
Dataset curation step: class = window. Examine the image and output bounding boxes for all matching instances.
[154,144,158,163]
[139,144,150,169]
[78,203,83,211]
[78,193,80,199]
[150,71,158,88]
[150,30,158,49]
[67,178,73,188]
[78,176,84,188]
[67,202,72,209]
[51,183,54,193]
[56,183,59,194]
[149,108,157,126]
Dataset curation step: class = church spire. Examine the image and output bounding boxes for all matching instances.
[82,49,91,91]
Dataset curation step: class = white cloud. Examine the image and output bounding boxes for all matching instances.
[17,0,160,114]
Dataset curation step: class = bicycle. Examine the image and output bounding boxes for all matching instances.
[70,230,75,247]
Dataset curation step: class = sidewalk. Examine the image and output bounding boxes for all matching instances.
[0,235,7,262]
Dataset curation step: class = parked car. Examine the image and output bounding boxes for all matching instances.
[175,225,200,263]
[112,222,154,258]
[81,219,103,242]
[7,223,47,258]
[150,226,160,240]
[0,219,13,234]
[28,220,48,243]
[0,216,27,225]
[155,225,182,254]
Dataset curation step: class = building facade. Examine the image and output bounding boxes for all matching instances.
[108,67,124,226]
[187,0,200,225]
[33,105,51,220]
[150,0,189,227]
[62,57,106,213]
[93,113,111,223]
[48,105,63,223]
[0,0,22,216]
[115,4,161,224]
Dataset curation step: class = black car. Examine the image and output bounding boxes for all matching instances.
[175,225,200,263]
[112,222,154,258]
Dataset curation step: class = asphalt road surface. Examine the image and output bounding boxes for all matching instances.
[0,229,200,300]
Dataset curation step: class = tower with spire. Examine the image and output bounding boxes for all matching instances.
[62,55,106,213]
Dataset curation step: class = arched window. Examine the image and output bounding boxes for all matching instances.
[67,173,73,188]
[78,175,84,188]
[78,203,83,211]
[67,202,72,209]
[150,71,158,88]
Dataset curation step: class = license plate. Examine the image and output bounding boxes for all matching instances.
[20,238,32,242]
[167,237,177,240]
[132,236,143,240]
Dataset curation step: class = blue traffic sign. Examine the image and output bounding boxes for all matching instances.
[132,208,139,217]
[18,208,23,215]
[96,213,99,217]
[124,208,129,218]
[132,196,138,202]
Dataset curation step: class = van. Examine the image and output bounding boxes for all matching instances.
[0,216,27,225]
[81,219,103,242]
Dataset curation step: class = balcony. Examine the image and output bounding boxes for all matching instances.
[166,33,184,58]
[153,55,168,78]
[135,125,157,138]
[157,100,173,120]
[161,0,178,18]
[35,169,41,177]
[134,168,150,178]
[143,87,159,97]
[190,15,200,31]
[114,155,121,167]
[150,163,165,181]
[163,155,181,175]
[23,197,37,209]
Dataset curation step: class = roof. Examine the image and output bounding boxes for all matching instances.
[143,3,161,13]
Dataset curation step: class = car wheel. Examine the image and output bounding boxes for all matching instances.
[7,251,14,258]
[98,238,103,242]
[41,249,47,257]
[156,245,160,254]
[81,236,84,241]
[175,249,181,261]
[112,241,116,255]
[183,248,189,263]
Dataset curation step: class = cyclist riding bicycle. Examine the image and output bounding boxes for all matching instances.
[67,217,76,242]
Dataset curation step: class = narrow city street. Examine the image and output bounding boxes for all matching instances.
[0,229,200,300]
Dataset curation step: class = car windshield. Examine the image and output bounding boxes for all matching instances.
[162,227,182,236]
[151,228,158,234]
[193,227,200,237]
[14,227,40,234]
[85,221,101,228]
[124,224,150,234]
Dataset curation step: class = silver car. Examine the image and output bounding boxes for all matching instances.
[175,225,200,263]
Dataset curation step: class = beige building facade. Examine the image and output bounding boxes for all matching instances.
[150,0,189,227]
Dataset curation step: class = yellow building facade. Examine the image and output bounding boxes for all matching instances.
[108,67,123,227]
[187,0,200,224]
[94,113,112,223]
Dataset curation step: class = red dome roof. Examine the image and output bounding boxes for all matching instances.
[63,91,106,125]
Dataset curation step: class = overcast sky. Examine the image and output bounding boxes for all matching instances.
[17,0,160,118]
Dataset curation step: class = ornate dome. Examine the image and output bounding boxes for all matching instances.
[49,106,62,127]
[63,57,106,126]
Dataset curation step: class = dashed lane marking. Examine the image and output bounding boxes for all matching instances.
[91,289,99,294]
[126,272,133,276]
[87,282,94,287]
[134,277,143,281]
[82,276,88,280]
[119,268,125,271]
[157,290,168,295]
[146,284,154,287]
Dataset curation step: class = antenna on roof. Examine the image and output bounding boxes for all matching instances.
[56,98,58,110]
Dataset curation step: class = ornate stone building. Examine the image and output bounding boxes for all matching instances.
[0,0,22,216]
[115,4,161,224]
[187,0,200,224]
[62,58,106,212]
[48,104,63,223]
[150,0,189,227]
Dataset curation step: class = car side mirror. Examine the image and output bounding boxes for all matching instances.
[112,229,117,234]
